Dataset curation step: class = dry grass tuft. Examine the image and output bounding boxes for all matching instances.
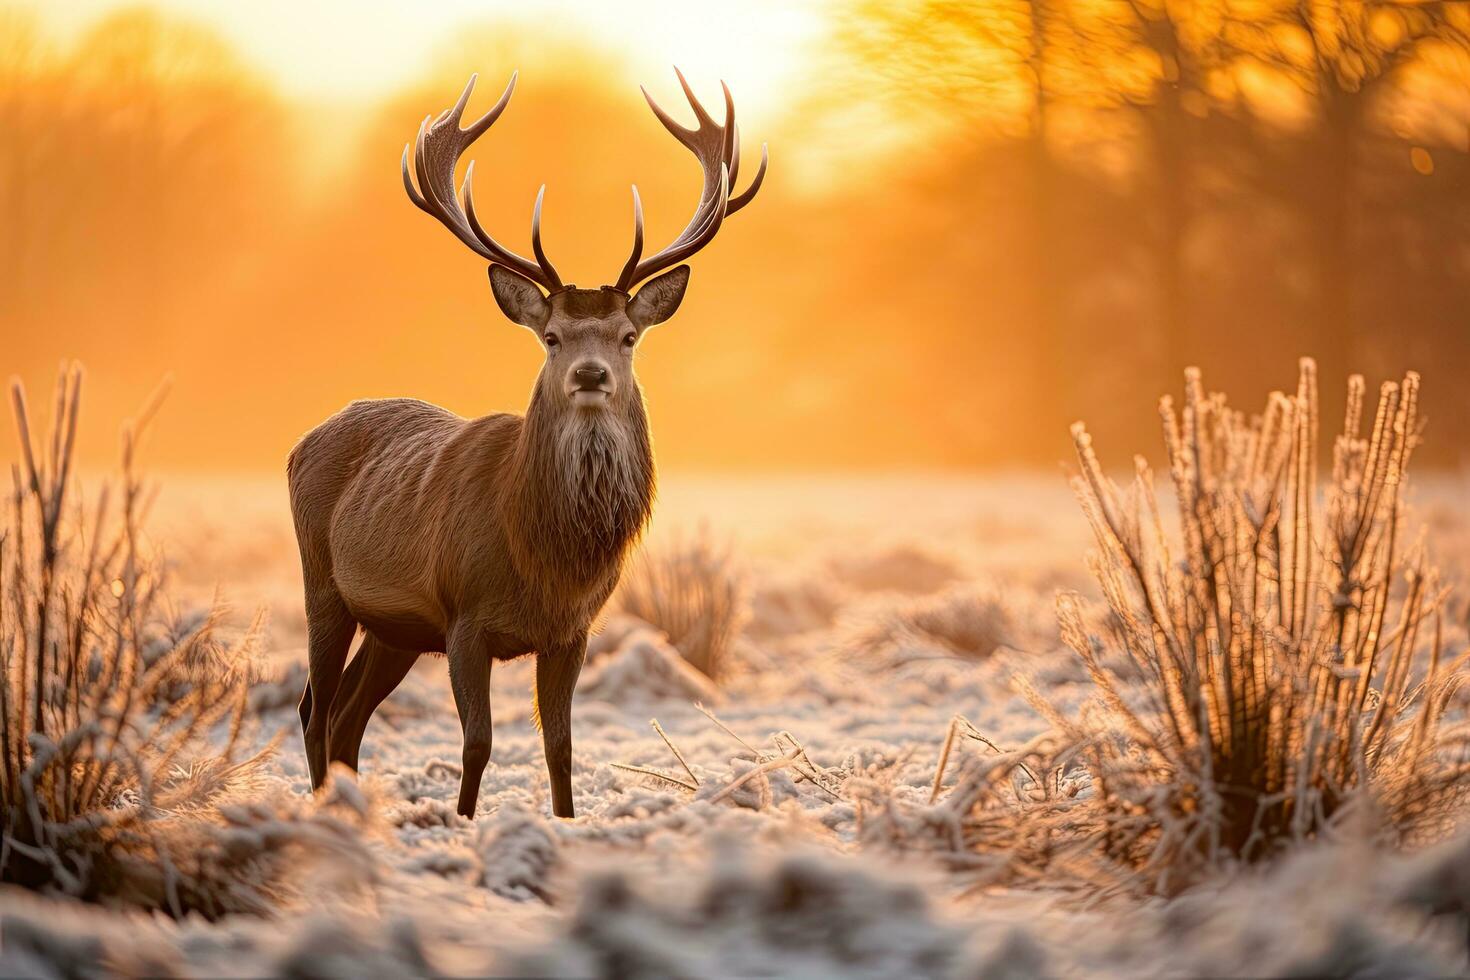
[855,586,1015,665]
[867,361,1470,896]
[617,531,746,682]
[1042,360,1468,892]
[1,367,370,916]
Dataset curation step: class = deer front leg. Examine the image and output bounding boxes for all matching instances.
[446,622,494,818]
[535,636,586,818]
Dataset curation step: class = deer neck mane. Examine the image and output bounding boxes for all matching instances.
[505,380,655,592]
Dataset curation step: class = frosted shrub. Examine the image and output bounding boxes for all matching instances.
[1,368,369,915]
[899,361,1469,897]
[1051,360,1468,890]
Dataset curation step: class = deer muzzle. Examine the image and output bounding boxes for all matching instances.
[569,363,612,405]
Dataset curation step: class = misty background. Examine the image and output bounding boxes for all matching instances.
[3,1,1468,471]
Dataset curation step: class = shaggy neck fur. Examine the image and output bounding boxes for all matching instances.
[505,377,655,598]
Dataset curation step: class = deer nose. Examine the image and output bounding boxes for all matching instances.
[574,365,609,390]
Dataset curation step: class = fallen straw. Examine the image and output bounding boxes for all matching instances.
[610,762,698,793]
[652,718,699,787]
[708,749,803,805]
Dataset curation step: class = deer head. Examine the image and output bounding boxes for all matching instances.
[402,70,767,414]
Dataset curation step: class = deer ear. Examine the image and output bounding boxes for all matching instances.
[488,264,550,329]
[627,265,690,330]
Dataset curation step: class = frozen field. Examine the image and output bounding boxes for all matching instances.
[5,472,1470,977]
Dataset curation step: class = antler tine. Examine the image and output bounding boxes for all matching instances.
[530,185,564,291]
[401,73,562,292]
[438,73,477,126]
[674,66,716,128]
[640,84,695,143]
[401,119,434,212]
[461,166,496,252]
[728,143,767,215]
[463,71,517,140]
[616,186,645,293]
[729,121,741,186]
[615,72,764,291]
[719,81,736,175]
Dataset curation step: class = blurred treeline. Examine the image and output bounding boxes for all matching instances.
[2,2,1468,471]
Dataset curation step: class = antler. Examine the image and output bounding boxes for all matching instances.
[402,73,564,292]
[615,69,768,292]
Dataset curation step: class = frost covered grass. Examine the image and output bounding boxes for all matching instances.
[1,369,371,917]
[4,366,1470,975]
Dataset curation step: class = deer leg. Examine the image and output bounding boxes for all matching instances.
[302,587,357,790]
[535,637,587,819]
[298,684,313,739]
[327,634,418,773]
[446,623,494,818]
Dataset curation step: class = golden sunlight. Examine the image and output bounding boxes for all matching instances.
[4,0,1469,473]
[32,0,828,112]
[5,1,1470,973]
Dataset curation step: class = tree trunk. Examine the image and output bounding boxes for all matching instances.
[1309,87,1362,389]
[1151,88,1190,383]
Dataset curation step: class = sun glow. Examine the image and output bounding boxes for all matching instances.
[28,0,828,115]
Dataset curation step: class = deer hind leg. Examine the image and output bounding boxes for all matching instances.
[327,634,418,773]
[446,622,494,818]
[302,586,357,789]
[298,683,313,739]
[535,638,587,819]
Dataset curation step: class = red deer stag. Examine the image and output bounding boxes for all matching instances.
[288,70,765,818]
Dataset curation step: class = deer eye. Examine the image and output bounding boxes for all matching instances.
[622,333,637,350]
[543,333,560,349]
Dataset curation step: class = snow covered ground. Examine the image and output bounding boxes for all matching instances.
[4,472,1470,977]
